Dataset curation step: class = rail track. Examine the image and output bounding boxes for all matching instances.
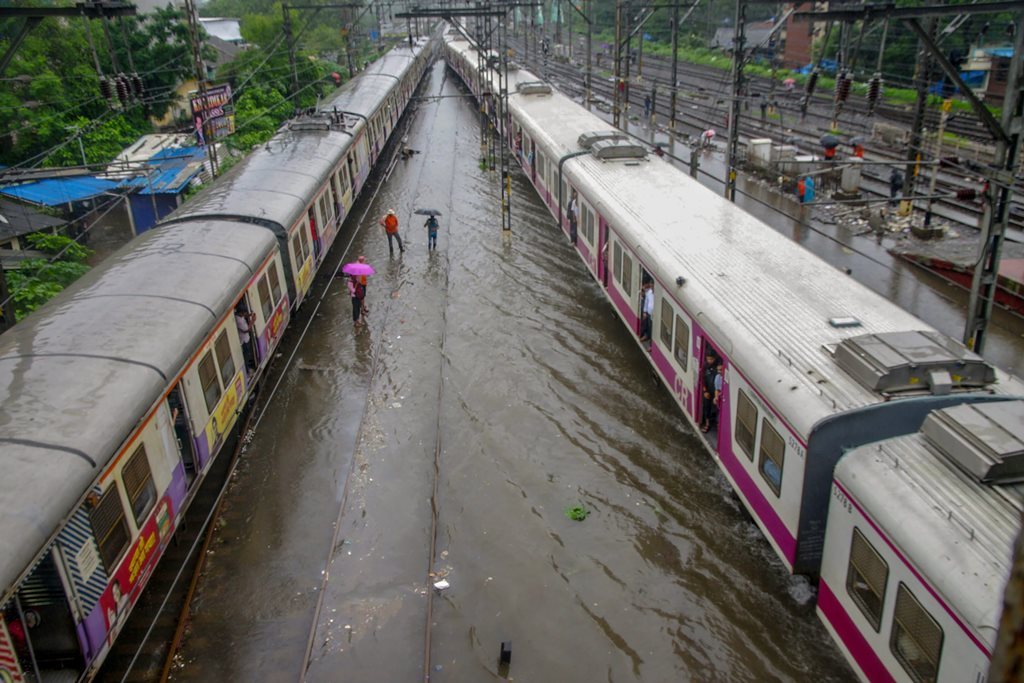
[510,39,1023,233]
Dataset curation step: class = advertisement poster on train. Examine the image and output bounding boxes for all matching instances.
[98,497,174,640]
[266,302,287,351]
[204,373,245,456]
[0,618,25,683]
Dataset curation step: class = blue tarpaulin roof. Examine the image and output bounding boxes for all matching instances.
[0,176,120,206]
[122,146,205,195]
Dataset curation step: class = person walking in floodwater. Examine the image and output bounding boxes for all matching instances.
[425,215,439,250]
[347,274,366,328]
[380,209,404,255]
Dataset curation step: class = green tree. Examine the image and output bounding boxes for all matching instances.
[4,233,92,321]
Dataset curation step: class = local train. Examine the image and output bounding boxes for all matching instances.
[0,38,433,682]
[443,27,1024,683]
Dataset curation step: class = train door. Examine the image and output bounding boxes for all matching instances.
[307,207,321,260]
[346,153,357,195]
[599,219,610,286]
[3,551,83,679]
[697,337,725,451]
[166,385,198,486]
[638,268,653,342]
[235,298,259,376]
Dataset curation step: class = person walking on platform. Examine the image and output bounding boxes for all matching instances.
[380,209,404,255]
[425,215,440,250]
[347,274,366,328]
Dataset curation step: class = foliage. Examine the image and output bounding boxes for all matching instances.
[565,504,590,521]
[4,233,92,321]
[0,6,196,167]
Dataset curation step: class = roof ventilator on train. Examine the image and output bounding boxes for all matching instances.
[920,400,1024,484]
[516,81,552,96]
[589,139,648,162]
[577,130,627,150]
[832,330,996,396]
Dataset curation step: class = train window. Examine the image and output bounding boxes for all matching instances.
[258,274,273,320]
[318,193,331,225]
[847,527,888,632]
[891,583,943,683]
[758,419,785,495]
[269,264,283,304]
[673,315,689,371]
[659,299,673,347]
[735,390,757,460]
[123,444,156,528]
[214,330,235,387]
[299,228,311,260]
[89,486,130,572]
[613,242,623,284]
[583,207,595,245]
[622,254,633,297]
[198,351,222,414]
[291,233,302,265]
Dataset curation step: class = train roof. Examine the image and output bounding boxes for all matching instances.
[0,220,277,603]
[481,54,1023,434]
[835,404,1024,650]
[322,45,421,118]
[165,129,351,229]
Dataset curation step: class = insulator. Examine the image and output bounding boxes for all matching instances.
[956,188,978,201]
[99,75,116,104]
[115,74,130,105]
[805,70,819,98]
[835,72,852,102]
[130,73,144,99]
[867,74,882,105]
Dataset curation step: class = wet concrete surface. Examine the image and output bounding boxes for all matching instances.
[175,59,857,681]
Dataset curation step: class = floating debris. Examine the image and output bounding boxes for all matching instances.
[565,504,589,521]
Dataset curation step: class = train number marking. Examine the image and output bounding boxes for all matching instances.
[832,486,853,515]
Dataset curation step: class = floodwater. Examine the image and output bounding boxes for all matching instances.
[174,59,857,681]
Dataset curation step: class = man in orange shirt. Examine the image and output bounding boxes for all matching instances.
[380,208,404,255]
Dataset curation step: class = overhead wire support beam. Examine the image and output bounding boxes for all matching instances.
[903,18,1009,145]
[791,1,1023,22]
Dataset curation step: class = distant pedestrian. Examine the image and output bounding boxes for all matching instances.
[889,168,904,206]
[380,209,404,255]
[425,215,439,250]
[759,97,768,125]
[643,94,652,119]
[347,275,366,327]
[357,255,370,314]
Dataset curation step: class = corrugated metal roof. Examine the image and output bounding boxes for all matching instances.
[0,198,66,240]
[0,177,119,206]
[838,426,1024,650]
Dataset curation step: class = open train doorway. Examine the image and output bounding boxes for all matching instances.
[167,385,198,487]
[698,339,724,451]
[2,551,83,680]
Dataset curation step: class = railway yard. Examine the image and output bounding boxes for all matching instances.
[2,6,1024,683]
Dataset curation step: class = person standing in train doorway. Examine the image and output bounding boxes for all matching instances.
[380,209,404,255]
[700,350,719,433]
[639,279,654,344]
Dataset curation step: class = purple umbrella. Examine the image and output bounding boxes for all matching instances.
[342,262,375,276]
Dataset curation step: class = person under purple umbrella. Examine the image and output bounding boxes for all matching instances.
[342,257,375,327]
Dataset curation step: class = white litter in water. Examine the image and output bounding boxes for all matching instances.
[433,579,450,590]
[392,402,402,408]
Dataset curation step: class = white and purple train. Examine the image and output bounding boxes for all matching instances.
[0,39,433,682]
[444,28,1024,683]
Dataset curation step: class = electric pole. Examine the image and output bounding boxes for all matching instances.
[183,0,218,178]
[725,0,746,202]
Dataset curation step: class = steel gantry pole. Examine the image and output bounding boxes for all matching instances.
[669,0,679,133]
[964,11,1024,353]
[500,9,512,232]
[724,0,746,201]
[613,0,623,126]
